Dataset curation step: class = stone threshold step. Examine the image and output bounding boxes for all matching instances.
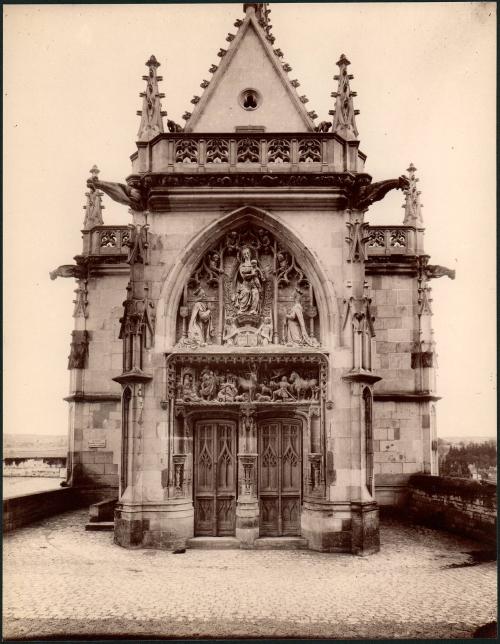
[186,536,308,550]
[187,537,240,549]
[255,537,308,550]
[85,521,114,531]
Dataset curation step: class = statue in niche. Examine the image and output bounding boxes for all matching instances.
[186,287,213,347]
[284,289,319,347]
[233,247,265,316]
[257,316,273,346]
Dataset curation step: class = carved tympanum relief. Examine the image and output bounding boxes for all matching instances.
[176,224,320,349]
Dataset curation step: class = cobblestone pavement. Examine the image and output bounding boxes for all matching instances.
[3,509,497,640]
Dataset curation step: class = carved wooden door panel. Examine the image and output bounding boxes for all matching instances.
[194,421,237,536]
[258,420,302,536]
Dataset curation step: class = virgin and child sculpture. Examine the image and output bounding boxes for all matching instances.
[233,247,265,317]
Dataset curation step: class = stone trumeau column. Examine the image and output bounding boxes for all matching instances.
[235,405,259,546]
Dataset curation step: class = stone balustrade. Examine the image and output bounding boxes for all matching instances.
[366,226,416,256]
[131,133,366,174]
[83,225,419,261]
[82,226,130,257]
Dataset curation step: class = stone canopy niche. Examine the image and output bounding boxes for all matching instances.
[175,224,320,349]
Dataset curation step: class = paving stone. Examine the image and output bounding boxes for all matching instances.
[2,509,497,639]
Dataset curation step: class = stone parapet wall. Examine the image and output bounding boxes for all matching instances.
[408,474,496,544]
[3,487,115,533]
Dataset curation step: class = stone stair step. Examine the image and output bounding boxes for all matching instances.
[85,521,114,531]
[186,537,240,549]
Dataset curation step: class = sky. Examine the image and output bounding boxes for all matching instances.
[3,2,496,438]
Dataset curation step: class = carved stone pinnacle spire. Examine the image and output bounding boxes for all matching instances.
[83,165,104,229]
[403,163,424,227]
[331,54,359,140]
[136,54,167,142]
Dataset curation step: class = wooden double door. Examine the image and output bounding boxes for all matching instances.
[193,418,302,537]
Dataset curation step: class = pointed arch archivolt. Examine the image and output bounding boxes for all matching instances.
[154,206,338,352]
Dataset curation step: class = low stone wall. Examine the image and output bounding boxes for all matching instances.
[3,487,115,533]
[408,474,497,544]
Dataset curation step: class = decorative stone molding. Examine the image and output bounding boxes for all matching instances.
[345,212,369,262]
[67,330,89,370]
[72,279,88,319]
[172,454,187,497]
[411,351,434,369]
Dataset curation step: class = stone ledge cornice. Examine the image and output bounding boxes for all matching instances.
[373,392,441,402]
[64,392,122,403]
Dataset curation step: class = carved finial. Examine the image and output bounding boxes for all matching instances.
[136,55,167,142]
[331,54,359,140]
[403,163,424,227]
[83,165,104,229]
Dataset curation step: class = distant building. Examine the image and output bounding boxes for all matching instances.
[52,3,454,553]
[3,448,67,479]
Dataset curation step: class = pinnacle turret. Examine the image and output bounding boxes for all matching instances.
[330,54,359,140]
[136,55,167,142]
[403,163,424,227]
[83,165,104,229]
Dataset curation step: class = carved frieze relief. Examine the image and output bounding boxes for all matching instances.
[166,354,327,404]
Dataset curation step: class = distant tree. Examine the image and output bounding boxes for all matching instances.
[440,441,497,478]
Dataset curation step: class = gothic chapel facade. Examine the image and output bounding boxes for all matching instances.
[52,4,454,554]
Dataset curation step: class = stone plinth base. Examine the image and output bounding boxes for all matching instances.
[351,501,380,555]
[301,500,353,552]
[235,498,259,547]
[114,500,194,550]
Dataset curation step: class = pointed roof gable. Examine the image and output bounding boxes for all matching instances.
[184,6,315,133]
